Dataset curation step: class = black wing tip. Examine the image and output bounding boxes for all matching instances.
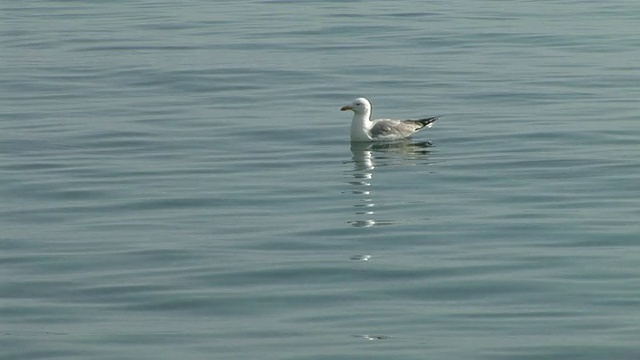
[416,116,440,127]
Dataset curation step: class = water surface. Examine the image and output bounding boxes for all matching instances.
[2,1,640,359]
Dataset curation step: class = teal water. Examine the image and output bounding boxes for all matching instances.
[2,1,640,359]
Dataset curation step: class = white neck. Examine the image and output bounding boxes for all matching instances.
[350,110,373,142]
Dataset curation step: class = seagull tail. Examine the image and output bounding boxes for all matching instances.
[415,116,439,129]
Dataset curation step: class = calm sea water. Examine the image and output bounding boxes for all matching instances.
[2,1,640,359]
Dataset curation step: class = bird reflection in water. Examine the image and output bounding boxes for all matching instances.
[346,141,433,227]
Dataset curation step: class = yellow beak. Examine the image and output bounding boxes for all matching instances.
[340,105,352,111]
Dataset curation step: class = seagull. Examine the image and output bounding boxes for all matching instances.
[341,97,439,142]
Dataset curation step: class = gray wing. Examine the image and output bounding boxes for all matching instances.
[369,119,426,140]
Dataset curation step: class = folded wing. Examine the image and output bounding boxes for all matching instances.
[369,116,438,140]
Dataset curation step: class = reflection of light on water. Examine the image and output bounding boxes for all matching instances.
[347,219,377,228]
[348,143,376,227]
[352,334,389,341]
[353,173,372,180]
[346,141,433,227]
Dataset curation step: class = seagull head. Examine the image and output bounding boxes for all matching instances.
[340,97,371,114]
